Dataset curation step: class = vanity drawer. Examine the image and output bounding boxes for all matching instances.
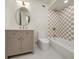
[6,30,18,38]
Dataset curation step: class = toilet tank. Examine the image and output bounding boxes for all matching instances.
[38,31,48,39]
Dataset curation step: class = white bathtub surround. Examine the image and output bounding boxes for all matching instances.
[50,37,74,59]
[9,47,64,59]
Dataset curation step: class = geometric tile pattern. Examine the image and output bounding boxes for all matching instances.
[48,10,60,38]
[48,5,74,41]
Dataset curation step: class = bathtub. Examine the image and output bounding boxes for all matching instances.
[50,37,74,59]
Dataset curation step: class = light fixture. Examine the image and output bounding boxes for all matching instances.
[16,0,30,9]
[64,0,68,3]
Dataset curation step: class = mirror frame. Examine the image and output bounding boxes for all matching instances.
[15,7,30,26]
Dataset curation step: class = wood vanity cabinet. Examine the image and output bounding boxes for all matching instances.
[5,30,34,56]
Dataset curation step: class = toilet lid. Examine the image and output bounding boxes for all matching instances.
[39,38,49,43]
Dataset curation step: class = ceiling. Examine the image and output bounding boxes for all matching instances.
[40,0,74,10]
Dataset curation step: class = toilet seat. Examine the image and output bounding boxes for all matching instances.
[39,38,49,43]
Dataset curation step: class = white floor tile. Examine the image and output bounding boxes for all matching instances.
[9,47,64,59]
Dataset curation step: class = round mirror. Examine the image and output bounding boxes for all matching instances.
[16,7,30,26]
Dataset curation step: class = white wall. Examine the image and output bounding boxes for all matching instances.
[5,0,48,38]
[5,0,18,29]
[29,0,48,38]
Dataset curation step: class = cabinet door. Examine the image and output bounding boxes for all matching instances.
[7,31,21,56]
[21,31,34,53]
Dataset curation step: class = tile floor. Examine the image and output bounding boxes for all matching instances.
[9,47,64,59]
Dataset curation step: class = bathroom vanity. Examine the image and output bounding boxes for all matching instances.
[5,30,34,57]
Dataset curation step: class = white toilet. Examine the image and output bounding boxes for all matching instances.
[38,38,50,50]
[37,32,50,50]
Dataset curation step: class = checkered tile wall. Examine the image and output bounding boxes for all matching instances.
[48,5,74,41]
